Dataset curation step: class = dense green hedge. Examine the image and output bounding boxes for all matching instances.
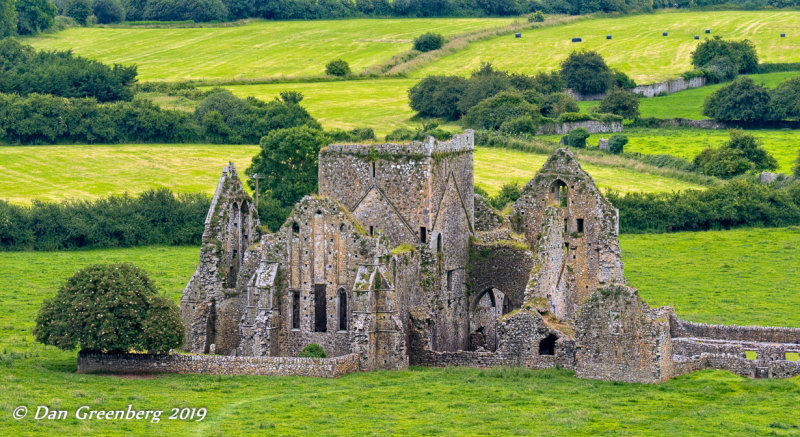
[608,180,800,233]
[0,189,210,250]
[0,38,137,102]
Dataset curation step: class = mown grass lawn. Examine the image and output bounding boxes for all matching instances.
[541,126,800,174]
[1,228,800,435]
[0,144,705,203]
[414,10,800,83]
[23,18,517,82]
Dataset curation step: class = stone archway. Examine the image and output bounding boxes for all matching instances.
[469,288,510,352]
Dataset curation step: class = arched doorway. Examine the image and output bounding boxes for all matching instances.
[469,288,509,352]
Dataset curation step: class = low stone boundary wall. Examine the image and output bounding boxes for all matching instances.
[412,349,561,370]
[670,315,800,344]
[631,77,706,98]
[537,120,622,135]
[77,351,359,378]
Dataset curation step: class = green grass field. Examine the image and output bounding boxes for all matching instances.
[577,71,800,119]
[0,144,706,203]
[2,228,800,435]
[414,10,800,83]
[24,18,517,82]
[542,127,800,173]
[621,227,800,327]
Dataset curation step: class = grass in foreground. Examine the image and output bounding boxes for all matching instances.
[542,126,800,174]
[24,18,516,82]
[414,10,800,83]
[0,144,704,203]
[2,229,800,435]
[621,227,800,327]
[577,71,800,119]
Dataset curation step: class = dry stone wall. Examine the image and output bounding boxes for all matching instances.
[537,120,622,135]
[77,351,359,378]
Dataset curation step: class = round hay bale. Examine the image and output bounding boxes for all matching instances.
[515,33,521,38]
[781,33,786,37]
[606,35,612,39]
[694,35,699,40]
[662,31,668,36]
[571,37,582,42]
[705,29,711,33]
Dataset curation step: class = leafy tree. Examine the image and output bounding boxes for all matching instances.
[279,90,304,104]
[298,343,326,358]
[703,77,772,122]
[794,150,800,178]
[691,36,758,74]
[693,130,777,178]
[462,91,539,130]
[527,71,565,94]
[413,32,444,52]
[489,181,522,209]
[246,126,330,210]
[560,50,614,95]
[325,58,350,76]
[34,263,184,353]
[65,0,92,24]
[565,127,590,148]
[1,0,18,37]
[499,115,538,135]
[15,0,57,34]
[770,77,800,120]
[540,92,578,118]
[598,89,640,119]
[528,10,544,22]
[408,75,469,119]
[612,69,636,89]
[704,56,737,83]
[92,0,124,23]
[456,64,513,114]
[608,134,628,154]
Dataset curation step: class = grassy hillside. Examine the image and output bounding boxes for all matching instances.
[2,229,800,435]
[542,127,800,173]
[0,144,706,203]
[577,71,800,119]
[23,18,517,82]
[621,227,800,327]
[414,10,800,83]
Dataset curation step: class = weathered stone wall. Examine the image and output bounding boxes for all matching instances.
[513,148,624,322]
[537,120,623,135]
[77,351,359,378]
[474,194,506,232]
[575,286,674,383]
[631,76,706,98]
[670,315,800,344]
[181,163,259,355]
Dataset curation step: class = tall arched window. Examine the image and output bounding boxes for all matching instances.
[437,233,443,252]
[338,289,347,331]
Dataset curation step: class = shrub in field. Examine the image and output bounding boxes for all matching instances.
[489,182,522,209]
[693,130,777,178]
[500,115,539,135]
[526,71,566,94]
[64,0,92,24]
[408,75,469,120]
[92,0,125,23]
[608,134,628,154]
[769,77,800,121]
[195,89,320,144]
[598,89,640,119]
[703,77,772,122]
[0,39,137,101]
[0,0,16,37]
[528,11,544,22]
[560,50,614,95]
[456,64,513,114]
[794,150,800,178]
[325,58,351,76]
[565,127,590,148]
[539,92,578,118]
[463,91,539,131]
[704,56,737,83]
[34,263,184,353]
[298,343,326,358]
[691,36,758,74]
[612,69,636,89]
[413,32,445,52]
[385,123,453,142]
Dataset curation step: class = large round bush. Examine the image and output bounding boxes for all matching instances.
[413,32,445,52]
[34,263,184,353]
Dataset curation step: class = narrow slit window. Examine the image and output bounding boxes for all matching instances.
[577,218,584,233]
[420,227,427,244]
[369,226,374,236]
[437,233,442,252]
[314,284,327,332]
[372,161,376,178]
[291,292,300,330]
[338,290,347,331]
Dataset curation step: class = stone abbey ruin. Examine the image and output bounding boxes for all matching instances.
[177,130,800,383]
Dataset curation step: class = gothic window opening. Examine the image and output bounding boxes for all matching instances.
[577,218,584,233]
[292,292,300,330]
[420,227,427,243]
[338,289,347,331]
[447,270,454,291]
[437,233,443,252]
[550,179,568,207]
[314,284,327,332]
[369,226,374,236]
[539,334,557,355]
[292,222,300,235]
